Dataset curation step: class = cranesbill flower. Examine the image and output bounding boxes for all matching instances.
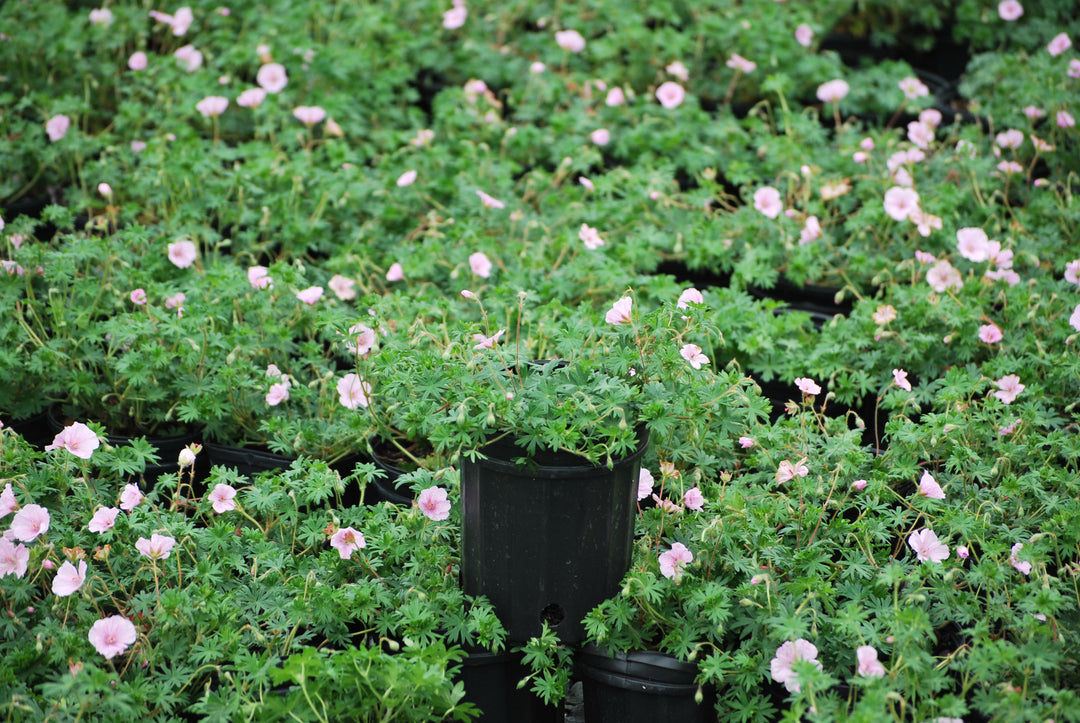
[88,507,119,533]
[1057,110,1075,128]
[898,76,929,100]
[856,645,886,677]
[89,8,114,26]
[174,44,203,72]
[637,468,654,501]
[873,305,897,324]
[1048,33,1072,56]
[605,296,632,325]
[1010,542,1032,575]
[665,61,689,81]
[994,374,1025,404]
[589,128,610,146]
[120,483,143,511]
[0,483,16,519]
[329,274,356,301]
[386,262,404,282]
[799,215,821,245]
[918,471,945,499]
[88,615,137,659]
[883,186,920,221]
[795,377,821,396]
[998,1,1023,20]
[753,186,783,219]
[655,81,685,109]
[795,23,813,47]
[128,52,148,71]
[682,487,704,511]
[168,239,197,268]
[248,265,272,289]
[9,504,50,542]
[0,539,29,579]
[130,288,147,305]
[265,382,289,406]
[892,368,912,391]
[776,459,809,484]
[816,79,849,103]
[476,191,504,209]
[295,286,323,305]
[237,87,267,108]
[677,287,703,310]
[770,639,822,693]
[469,251,492,277]
[658,542,692,583]
[330,527,366,559]
[579,224,605,250]
[605,87,625,106]
[908,528,949,563]
[52,560,87,597]
[472,329,505,350]
[396,169,417,187]
[293,106,326,126]
[337,373,372,410]
[418,486,452,521]
[442,4,467,29]
[46,114,71,142]
[979,323,1003,343]
[208,484,237,514]
[554,29,586,53]
[256,62,288,93]
[679,343,709,369]
[195,96,228,118]
[1071,304,1080,333]
[135,533,176,560]
[726,54,756,74]
[926,260,962,292]
[45,422,100,460]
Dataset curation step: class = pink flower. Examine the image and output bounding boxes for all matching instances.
[86,505,120,534]
[46,114,71,142]
[248,265,272,289]
[915,250,936,265]
[169,6,194,35]
[10,504,50,542]
[1070,59,1080,78]
[173,44,203,72]
[293,106,326,126]
[605,296,633,325]
[677,287,704,310]
[120,483,143,511]
[898,76,929,100]
[753,186,783,219]
[418,486,452,521]
[472,329,505,350]
[679,343,709,369]
[856,645,886,677]
[994,374,1025,404]
[799,215,821,245]
[873,305,897,325]
[195,96,228,118]
[637,468,654,501]
[1048,33,1072,56]
[892,368,912,392]
[135,533,176,560]
[795,23,814,47]
[178,444,198,468]
[738,436,754,449]
[589,128,610,146]
[816,79,849,103]
[554,29,586,53]
[907,120,934,149]
[128,51,148,71]
[130,288,147,305]
[397,169,417,187]
[1066,260,1080,285]
[726,53,756,74]
[89,8,114,26]
[330,526,366,559]
[1010,542,1031,575]
[1071,304,1080,333]
[256,62,288,93]
[469,251,493,278]
[883,186,920,221]
[795,377,821,395]
[1025,105,1046,119]
[237,87,267,108]
[337,373,372,410]
[168,240,197,269]
[979,323,1003,343]
[996,129,1024,149]
[996,160,1023,174]
[52,560,87,597]
[1057,110,1075,128]
[918,471,945,499]
[131,140,147,153]
[208,484,237,514]
[265,381,290,406]
[926,260,963,292]
[655,81,685,109]
[442,4,467,29]
[295,286,323,305]
[329,274,356,301]
[0,538,29,579]
[852,479,868,491]
[665,61,689,81]
[682,487,704,511]
[919,108,943,128]
[344,324,376,355]
[88,615,137,659]
[998,1,1023,20]
[386,262,404,282]
[957,546,970,559]
[0,484,16,519]
[476,190,505,209]
[908,528,949,563]
[45,422,100,460]
[776,459,809,484]
[579,224,605,250]
[658,542,693,583]
[770,639,822,693]
[605,87,626,107]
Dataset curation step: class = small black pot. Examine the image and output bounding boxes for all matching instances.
[202,442,294,479]
[367,436,421,505]
[458,647,564,723]
[578,646,714,723]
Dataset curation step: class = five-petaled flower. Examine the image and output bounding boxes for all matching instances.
[208,484,237,514]
[892,368,912,392]
[45,422,100,460]
[655,81,685,109]
[476,190,505,209]
[816,79,849,103]
[918,470,945,499]
[908,528,949,563]
[776,459,809,484]
[257,62,288,92]
[120,483,143,511]
[0,483,17,519]
[1010,542,1032,575]
[682,487,704,511]
[469,251,493,277]
[88,506,119,533]
[0,539,30,579]
[136,533,176,560]
[795,377,821,396]
[88,615,138,659]
[554,29,586,53]
[52,560,87,597]
[337,373,372,410]
[10,504,50,542]
[472,329,505,350]
[330,526,366,559]
[168,239,197,269]
[679,344,709,369]
[46,114,71,142]
[994,374,1025,404]
[856,645,886,677]
[293,106,327,126]
[579,224,605,250]
[195,96,228,118]
[637,468,654,501]
[770,639,823,693]
[658,542,693,584]
[418,486,452,521]
[605,296,633,325]
[753,186,783,219]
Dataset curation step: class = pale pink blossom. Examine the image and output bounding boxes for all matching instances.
[237,87,266,108]
[985,268,1021,286]
[173,44,203,72]
[342,325,374,357]
[918,470,945,499]
[96,182,112,198]
[88,507,119,533]
[330,526,365,559]
[919,108,943,128]
[907,120,934,149]
[45,422,100,460]
[417,486,452,521]
[579,224,605,250]
[247,265,271,289]
[328,274,356,301]
[856,645,886,677]
[994,374,1024,404]
[136,533,175,560]
[396,169,417,187]
[265,382,289,406]
[472,329,506,350]
[795,23,814,47]
[476,190,505,209]
[926,260,963,292]
[799,215,821,245]
[293,106,326,126]
[682,487,704,511]
[129,288,147,305]
[957,546,970,559]
[910,208,942,237]
[738,436,754,449]
[883,186,920,221]
[120,484,143,511]
[195,96,228,118]
[852,479,867,491]
[0,538,29,579]
[469,251,492,277]
[386,262,404,282]
[637,468,654,501]
[167,239,197,269]
[1066,260,1080,285]
[337,373,371,410]
[1010,542,1032,575]
[529,61,546,74]
[442,4,467,29]
[776,459,809,484]
[89,8,114,26]
[998,1,1023,20]
[1057,110,1075,128]
[677,287,704,310]
[131,140,147,153]
[52,560,87,597]
[853,151,868,163]
[898,76,929,100]
[998,419,1020,435]
[658,542,693,583]
[256,62,288,93]
[996,160,1023,174]
[893,368,912,392]
[1070,59,1080,78]
[655,81,686,109]
[605,87,626,106]
[770,639,823,693]
[554,29,586,53]
[10,504,49,542]
[908,528,949,563]
[915,250,936,264]
[0,484,16,519]
[295,286,323,305]
[1024,105,1045,119]
[88,615,137,659]
[128,52,148,71]
[169,7,194,36]
[816,79,849,103]
[820,180,851,200]
[606,296,633,325]
[1048,33,1072,56]
[589,128,610,146]
[996,129,1024,149]
[873,304,897,324]
[578,176,595,191]
[726,53,756,74]
[205,483,237,514]
[680,344,709,369]
[753,186,783,219]
[45,115,70,142]
[1068,305,1080,333]
[979,323,1003,343]
[795,377,821,396]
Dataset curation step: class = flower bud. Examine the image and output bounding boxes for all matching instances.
[178,447,197,468]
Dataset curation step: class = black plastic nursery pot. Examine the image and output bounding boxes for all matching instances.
[578,645,714,723]
[203,441,294,479]
[459,431,648,644]
[459,648,564,723]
